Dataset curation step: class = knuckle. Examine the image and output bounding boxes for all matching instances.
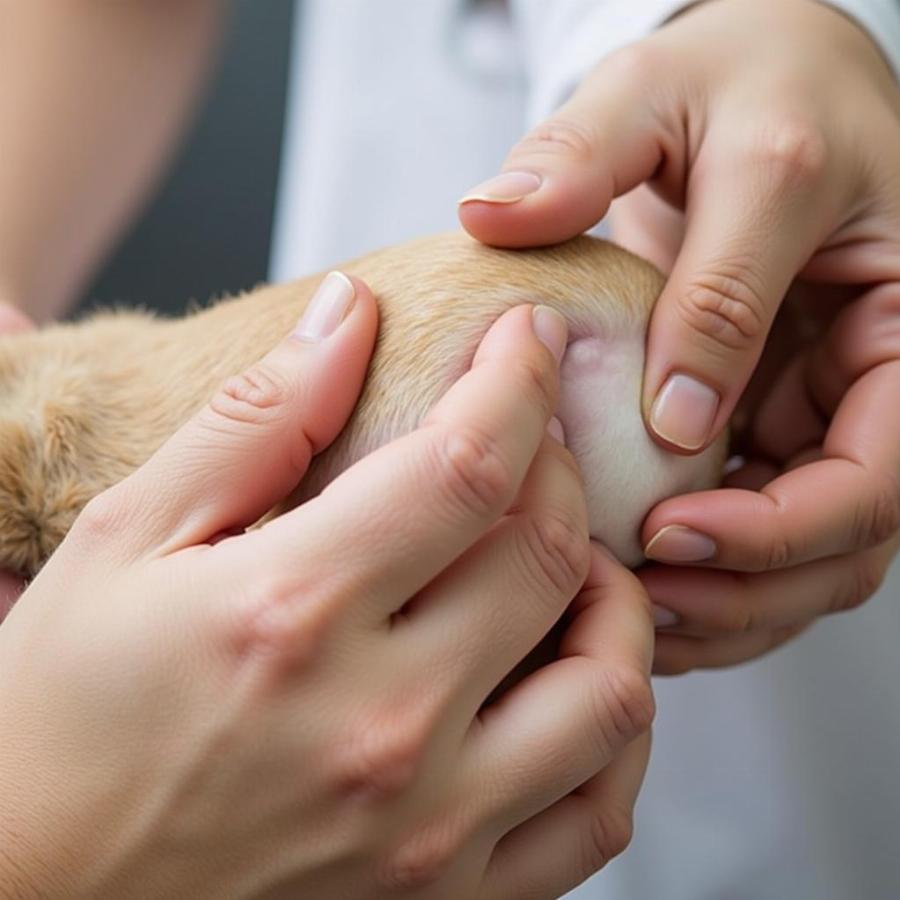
[587,665,656,751]
[512,116,597,167]
[677,261,770,354]
[430,425,517,520]
[835,556,886,613]
[74,488,130,544]
[749,117,829,188]
[239,573,334,666]
[379,823,466,891]
[762,533,793,572]
[209,362,294,427]
[580,801,635,874]
[517,510,590,599]
[852,476,900,549]
[329,710,431,802]
[720,595,756,635]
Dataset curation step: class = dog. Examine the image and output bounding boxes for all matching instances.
[0,232,725,576]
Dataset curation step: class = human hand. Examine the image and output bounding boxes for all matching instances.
[459,0,900,671]
[0,273,654,899]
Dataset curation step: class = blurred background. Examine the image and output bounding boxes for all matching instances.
[78,1,294,317]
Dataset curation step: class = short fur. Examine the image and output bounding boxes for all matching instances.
[0,232,724,575]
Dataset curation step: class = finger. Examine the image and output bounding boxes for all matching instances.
[391,433,589,723]
[458,48,673,248]
[643,360,900,570]
[0,302,35,335]
[653,623,812,675]
[640,534,898,639]
[96,272,378,557]
[805,280,900,417]
[464,545,654,834]
[479,732,651,900]
[243,305,567,628]
[722,457,779,491]
[750,354,827,462]
[642,128,831,454]
[747,279,894,465]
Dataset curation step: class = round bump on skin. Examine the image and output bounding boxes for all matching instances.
[328,709,433,804]
[378,821,469,892]
[68,483,135,556]
[241,576,335,669]
[747,118,829,193]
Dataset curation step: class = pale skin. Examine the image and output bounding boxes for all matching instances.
[0,286,655,899]
[460,0,900,671]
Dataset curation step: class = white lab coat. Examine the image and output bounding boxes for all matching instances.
[270,2,900,897]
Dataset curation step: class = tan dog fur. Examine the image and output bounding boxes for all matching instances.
[0,232,725,575]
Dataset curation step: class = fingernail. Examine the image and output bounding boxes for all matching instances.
[532,305,567,362]
[650,373,720,451]
[293,271,355,342]
[644,525,717,563]
[458,171,542,206]
[652,604,680,629]
[547,416,565,443]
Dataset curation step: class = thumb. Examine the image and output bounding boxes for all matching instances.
[458,49,671,247]
[97,271,378,558]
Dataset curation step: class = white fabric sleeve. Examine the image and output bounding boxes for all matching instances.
[511,0,900,124]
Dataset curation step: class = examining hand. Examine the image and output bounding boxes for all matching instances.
[459,0,900,672]
[0,274,654,899]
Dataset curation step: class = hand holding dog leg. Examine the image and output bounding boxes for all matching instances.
[0,277,653,898]
[461,0,900,669]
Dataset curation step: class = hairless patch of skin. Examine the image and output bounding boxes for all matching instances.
[559,334,720,563]
[0,232,726,575]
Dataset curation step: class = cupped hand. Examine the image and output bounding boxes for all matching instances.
[0,273,654,899]
[459,0,900,671]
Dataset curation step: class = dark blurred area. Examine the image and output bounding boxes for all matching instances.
[78,1,295,318]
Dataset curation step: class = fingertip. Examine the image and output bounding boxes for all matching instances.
[472,303,565,369]
[458,178,608,249]
[340,273,380,349]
